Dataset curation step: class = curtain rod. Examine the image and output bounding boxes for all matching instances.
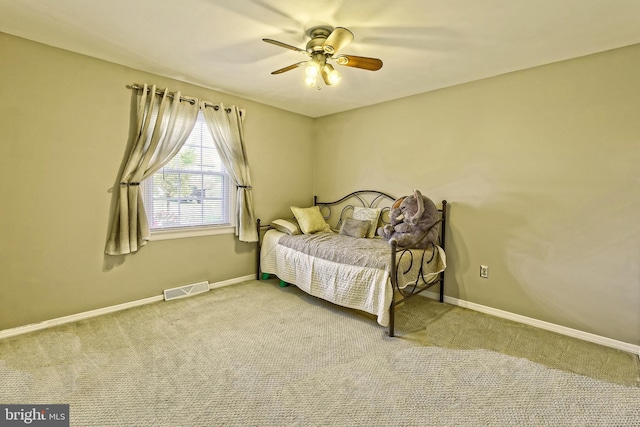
[127,84,196,105]
[127,84,239,114]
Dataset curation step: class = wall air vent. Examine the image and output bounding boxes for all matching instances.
[163,281,210,301]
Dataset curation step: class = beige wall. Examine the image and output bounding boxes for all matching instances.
[0,33,314,330]
[315,44,640,345]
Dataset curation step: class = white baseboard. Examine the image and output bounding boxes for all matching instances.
[208,274,254,290]
[420,291,640,358]
[4,277,638,359]
[0,274,255,341]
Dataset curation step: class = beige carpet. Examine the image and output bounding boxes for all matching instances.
[1,279,639,426]
[396,295,640,387]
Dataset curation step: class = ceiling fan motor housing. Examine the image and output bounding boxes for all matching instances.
[305,26,332,53]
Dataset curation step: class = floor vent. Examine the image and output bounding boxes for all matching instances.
[163,281,210,301]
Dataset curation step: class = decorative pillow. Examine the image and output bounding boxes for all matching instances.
[271,219,301,235]
[352,207,382,238]
[290,206,331,234]
[339,218,371,238]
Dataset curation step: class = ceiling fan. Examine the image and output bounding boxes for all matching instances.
[263,25,383,87]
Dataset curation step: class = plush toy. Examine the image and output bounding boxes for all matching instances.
[377,190,439,249]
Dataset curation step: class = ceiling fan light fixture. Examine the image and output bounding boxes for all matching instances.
[304,76,317,87]
[321,63,341,85]
[304,61,320,78]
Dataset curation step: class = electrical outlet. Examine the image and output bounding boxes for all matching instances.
[480,265,489,278]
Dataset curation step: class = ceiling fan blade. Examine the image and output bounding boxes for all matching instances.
[334,55,383,71]
[271,62,307,75]
[263,38,307,54]
[323,27,354,55]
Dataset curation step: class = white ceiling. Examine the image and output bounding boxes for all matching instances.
[2,0,640,118]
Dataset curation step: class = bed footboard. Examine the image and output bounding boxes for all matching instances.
[388,200,447,337]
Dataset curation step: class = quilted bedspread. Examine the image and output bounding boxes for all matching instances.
[260,230,446,327]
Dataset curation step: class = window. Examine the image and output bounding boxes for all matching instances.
[143,111,232,234]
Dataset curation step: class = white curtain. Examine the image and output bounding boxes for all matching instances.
[105,84,200,255]
[200,101,258,242]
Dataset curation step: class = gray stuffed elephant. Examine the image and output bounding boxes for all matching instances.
[377,190,439,249]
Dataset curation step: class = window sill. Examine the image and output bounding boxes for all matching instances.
[149,225,235,241]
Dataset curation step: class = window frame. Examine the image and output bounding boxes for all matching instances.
[142,111,235,240]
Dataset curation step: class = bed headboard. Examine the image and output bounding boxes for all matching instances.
[314,190,397,231]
